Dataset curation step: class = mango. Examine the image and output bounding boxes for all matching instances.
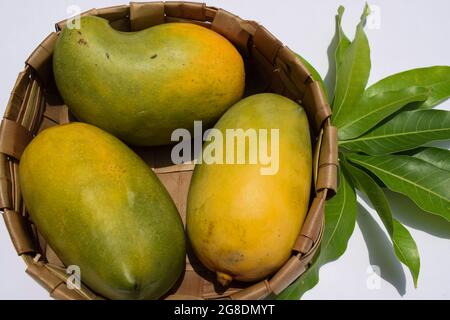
[19,123,185,299]
[187,93,312,285]
[53,17,245,146]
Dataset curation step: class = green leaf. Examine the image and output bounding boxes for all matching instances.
[338,86,429,140]
[344,160,420,286]
[332,4,371,127]
[347,153,450,221]
[296,53,328,100]
[335,6,351,70]
[408,147,450,171]
[327,6,351,101]
[364,66,450,109]
[339,110,450,154]
[276,166,357,299]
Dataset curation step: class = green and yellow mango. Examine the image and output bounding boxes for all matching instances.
[53,17,245,146]
[19,123,185,299]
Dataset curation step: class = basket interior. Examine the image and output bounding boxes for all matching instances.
[37,29,294,300]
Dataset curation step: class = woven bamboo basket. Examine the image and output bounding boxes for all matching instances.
[0,1,338,300]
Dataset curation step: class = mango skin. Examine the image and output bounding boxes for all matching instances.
[19,123,185,299]
[187,93,312,283]
[53,17,245,146]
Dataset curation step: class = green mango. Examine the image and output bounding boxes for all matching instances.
[19,123,185,299]
[53,17,245,146]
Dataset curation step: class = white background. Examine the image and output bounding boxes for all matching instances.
[0,0,449,300]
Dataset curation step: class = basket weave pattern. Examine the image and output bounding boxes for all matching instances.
[0,1,338,300]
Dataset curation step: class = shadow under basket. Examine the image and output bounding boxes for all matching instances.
[0,1,338,300]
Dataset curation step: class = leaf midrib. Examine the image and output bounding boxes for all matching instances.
[340,127,450,145]
[366,78,450,97]
[392,225,419,285]
[350,158,449,203]
[338,93,426,132]
[322,179,347,253]
[392,237,414,276]
[333,28,364,122]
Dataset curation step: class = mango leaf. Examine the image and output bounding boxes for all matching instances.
[335,6,351,70]
[296,54,328,100]
[408,147,450,171]
[339,110,450,154]
[344,161,420,287]
[338,86,429,140]
[348,154,450,221]
[332,4,371,127]
[327,6,351,101]
[364,66,450,109]
[276,166,357,299]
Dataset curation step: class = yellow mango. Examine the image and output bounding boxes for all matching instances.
[187,93,312,285]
